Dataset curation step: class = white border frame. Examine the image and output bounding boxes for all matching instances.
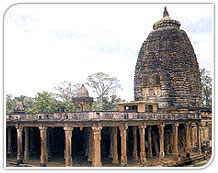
[2,2,215,171]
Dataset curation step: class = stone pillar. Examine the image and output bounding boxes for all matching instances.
[7,127,12,155]
[24,127,30,161]
[64,127,73,166]
[92,126,102,167]
[172,123,179,157]
[189,123,193,150]
[205,124,209,142]
[112,127,119,164]
[148,126,153,158]
[88,128,92,162]
[119,126,128,166]
[132,127,138,161]
[16,126,23,164]
[139,126,146,165]
[159,123,165,158]
[196,122,202,153]
[39,126,47,167]
[185,122,191,154]
[192,124,197,147]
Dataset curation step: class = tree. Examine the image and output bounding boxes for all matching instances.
[86,72,121,110]
[31,91,59,114]
[200,68,212,108]
[102,95,125,111]
[6,94,16,114]
[6,95,34,114]
[54,81,81,102]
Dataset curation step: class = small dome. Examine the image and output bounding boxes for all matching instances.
[77,84,89,97]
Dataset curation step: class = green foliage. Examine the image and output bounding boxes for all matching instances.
[30,92,59,114]
[56,100,79,113]
[6,72,124,114]
[6,91,81,114]
[91,95,124,111]
[200,68,212,108]
[6,94,16,114]
[6,95,34,114]
[102,95,125,111]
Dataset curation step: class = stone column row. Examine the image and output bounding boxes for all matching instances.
[9,121,202,167]
[171,122,202,157]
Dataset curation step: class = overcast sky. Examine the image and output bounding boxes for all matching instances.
[4,4,213,101]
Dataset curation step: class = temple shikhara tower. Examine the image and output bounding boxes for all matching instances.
[134,7,202,109]
[6,7,212,167]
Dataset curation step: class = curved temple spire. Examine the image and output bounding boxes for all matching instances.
[163,6,169,17]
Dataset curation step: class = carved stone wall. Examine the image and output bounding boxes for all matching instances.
[134,8,202,108]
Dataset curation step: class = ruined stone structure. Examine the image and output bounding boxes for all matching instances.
[6,7,212,167]
[72,84,93,112]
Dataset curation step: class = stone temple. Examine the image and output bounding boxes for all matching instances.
[6,7,212,167]
[134,7,202,109]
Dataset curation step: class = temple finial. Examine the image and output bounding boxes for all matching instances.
[163,6,169,17]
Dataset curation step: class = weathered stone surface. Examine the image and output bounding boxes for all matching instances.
[16,125,23,164]
[134,8,202,108]
[92,126,102,167]
[39,126,47,167]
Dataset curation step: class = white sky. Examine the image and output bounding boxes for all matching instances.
[4,4,213,101]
